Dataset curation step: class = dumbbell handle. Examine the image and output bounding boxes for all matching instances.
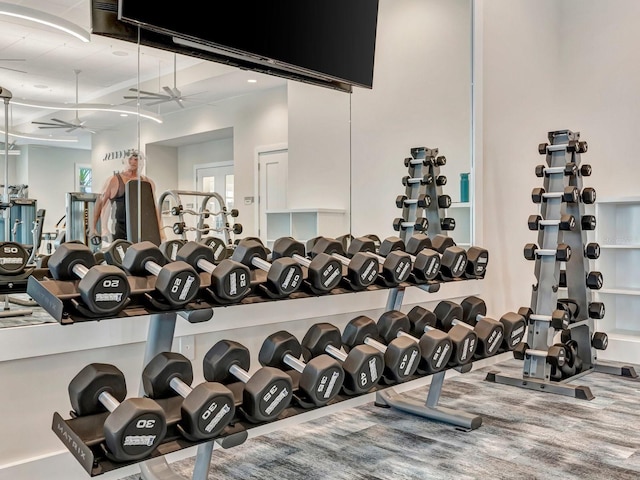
[144,260,163,277]
[541,191,570,199]
[196,257,216,274]
[541,166,568,174]
[529,314,557,322]
[229,364,252,383]
[98,390,120,413]
[397,330,419,341]
[72,263,89,279]
[404,176,426,184]
[292,253,312,268]
[283,353,306,373]
[538,219,567,227]
[325,344,348,362]
[169,376,193,398]
[363,337,387,353]
[251,256,272,272]
[523,348,552,357]
[534,249,560,256]
[452,319,473,331]
[329,252,351,266]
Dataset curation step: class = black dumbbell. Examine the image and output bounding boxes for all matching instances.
[581,187,597,204]
[586,271,604,290]
[401,174,432,186]
[377,309,453,375]
[204,340,293,423]
[122,241,201,307]
[301,322,384,395]
[347,236,412,287]
[538,140,587,154]
[392,217,429,232]
[378,236,441,283]
[461,296,526,351]
[527,214,576,231]
[231,238,303,298]
[524,243,571,261]
[68,363,167,462]
[159,239,187,262]
[584,242,600,260]
[0,241,28,275]
[433,300,502,359]
[259,330,345,407]
[141,352,236,440]
[429,234,468,280]
[48,242,130,315]
[518,306,569,330]
[534,163,577,177]
[395,194,431,209]
[310,237,379,290]
[342,315,421,384]
[588,301,605,319]
[464,246,489,279]
[513,342,566,368]
[271,237,343,294]
[176,241,250,304]
[199,236,231,263]
[531,186,579,204]
[407,306,477,366]
[102,239,132,268]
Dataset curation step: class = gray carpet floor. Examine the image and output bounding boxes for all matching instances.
[119,357,640,480]
[0,293,56,328]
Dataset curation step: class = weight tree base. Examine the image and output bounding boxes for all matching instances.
[375,369,482,431]
[485,371,594,400]
[594,360,638,378]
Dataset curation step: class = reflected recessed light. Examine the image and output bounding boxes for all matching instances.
[112,51,128,57]
[120,113,128,117]
[33,84,48,89]
[247,79,257,83]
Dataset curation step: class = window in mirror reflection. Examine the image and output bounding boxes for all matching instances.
[75,164,93,194]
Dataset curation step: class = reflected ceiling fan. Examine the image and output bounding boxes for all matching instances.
[0,59,27,74]
[32,69,97,133]
[124,54,200,109]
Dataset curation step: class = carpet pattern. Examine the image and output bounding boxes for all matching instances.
[119,358,640,479]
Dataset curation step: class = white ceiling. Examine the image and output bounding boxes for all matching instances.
[0,0,286,148]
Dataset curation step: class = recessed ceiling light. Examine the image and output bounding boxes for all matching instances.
[112,51,129,56]
[33,84,48,89]
[247,79,257,83]
[120,113,128,117]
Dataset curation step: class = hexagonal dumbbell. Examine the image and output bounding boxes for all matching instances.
[513,342,566,368]
[524,243,571,262]
[435,300,503,359]
[48,242,131,315]
[159,239,187,262]
[518,306,569,330]
[464,245,490,279]
[270,237,343,294]
[377,309,453,375]
[347,236,412,287]
[429,234,468,280]
[342,315,421,384]
[141,352,236,440]
[301,323,384,396]
[461,296,526,351]
[68,363,167,462]
[231,238,303,298]
[122,241,201,307]
[310,237,379,291]
[176,241,250,304]
[378,236,441,283]
[259,330,345,407]
[204,340,293,423]
[102,239,132,268]
[531,186,579,204]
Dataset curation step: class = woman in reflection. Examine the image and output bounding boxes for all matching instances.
[91,150,163,244]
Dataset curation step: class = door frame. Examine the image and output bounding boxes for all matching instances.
[254,143,288,239]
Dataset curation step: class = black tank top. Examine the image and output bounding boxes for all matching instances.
[112,174,127,240]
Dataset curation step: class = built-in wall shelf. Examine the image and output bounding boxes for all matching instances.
[593,196,640,363]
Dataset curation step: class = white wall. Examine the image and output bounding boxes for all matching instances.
[478,0,561,315]
[350,0,472,239]
[23,145,91,233]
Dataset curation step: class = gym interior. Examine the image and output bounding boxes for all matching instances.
[1,1,639,479]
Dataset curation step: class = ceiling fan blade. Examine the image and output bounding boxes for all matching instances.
[162,86,176,97]
[36,126,67,129]
[128,89,169,98]
[50,119,74,126]
[145,99,172,106]
[0,66,27,74]
[173,98,185,108]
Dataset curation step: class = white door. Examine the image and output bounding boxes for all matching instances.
[258,149,288,241]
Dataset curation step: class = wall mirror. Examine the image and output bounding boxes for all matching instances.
[0,0,472,329]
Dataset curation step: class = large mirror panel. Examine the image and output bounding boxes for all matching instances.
[0,0,472,329]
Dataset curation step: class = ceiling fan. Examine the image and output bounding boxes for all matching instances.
[0,59,27,74]
[124,54,201,109]
[31,69,97,133]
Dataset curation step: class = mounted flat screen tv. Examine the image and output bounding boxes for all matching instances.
[116,0,379,93]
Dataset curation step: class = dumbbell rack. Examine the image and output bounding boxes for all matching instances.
[397,146,455,244]
[158,190,239,245]
[486,129,636,399]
